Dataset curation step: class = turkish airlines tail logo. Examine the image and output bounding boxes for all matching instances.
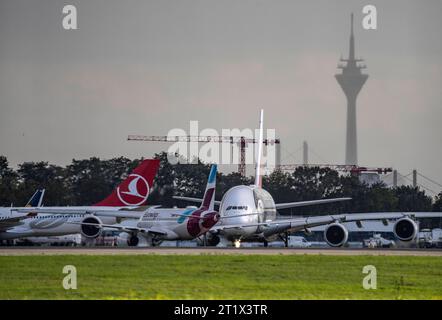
[94,159,160,207]
[117,174,150,206]
[122,176,146,197]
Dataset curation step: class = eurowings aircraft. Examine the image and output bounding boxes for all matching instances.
[175,110,442,247]
[1,159,160,241]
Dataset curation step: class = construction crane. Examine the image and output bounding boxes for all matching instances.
[277,164,392,175]
[127,135,280,177]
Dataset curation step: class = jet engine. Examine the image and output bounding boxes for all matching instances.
[324,223,348,247]
[393,217,417,241]
[80,216,102,239]
[207,234,220,246]
[127,234,140,246]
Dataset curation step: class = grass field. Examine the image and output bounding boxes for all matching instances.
[0,254,441,299]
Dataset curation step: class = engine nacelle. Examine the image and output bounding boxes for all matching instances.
[324,223,348,247]
[393,217,417,241]
[207,234,220,246]
[127,234,140,246]
[80,216,102,239]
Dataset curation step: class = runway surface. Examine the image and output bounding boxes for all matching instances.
[1,247,442,256]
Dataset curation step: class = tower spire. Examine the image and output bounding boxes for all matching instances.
[349,13,355,61]
[351,12,354,36]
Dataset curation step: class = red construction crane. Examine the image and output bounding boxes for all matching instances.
[127,135,280,177]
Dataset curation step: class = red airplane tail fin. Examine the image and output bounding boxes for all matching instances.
[93,159,160,207]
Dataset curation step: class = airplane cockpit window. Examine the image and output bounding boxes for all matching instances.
[226,206,248,211]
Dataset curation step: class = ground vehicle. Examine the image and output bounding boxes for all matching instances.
[363,234,395,248]
[418,229,434,248]
[288,236,312,248]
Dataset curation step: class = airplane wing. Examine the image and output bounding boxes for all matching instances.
[173,196,221,206]
[173,196,350,209]
[211,222,269,232]
[0,212,37,232]
[68,221,167,236]
[14,208,143,220]
[211,212,442,237]
[260,212,409,234]
[275,197,352,210]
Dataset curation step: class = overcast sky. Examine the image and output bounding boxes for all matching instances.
[0,0,441,194]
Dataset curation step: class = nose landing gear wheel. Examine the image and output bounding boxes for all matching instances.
[234,239,241,248]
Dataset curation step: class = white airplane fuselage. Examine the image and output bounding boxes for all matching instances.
[217,185,277,241]
[134,206,219,241]
[0,206,123,240]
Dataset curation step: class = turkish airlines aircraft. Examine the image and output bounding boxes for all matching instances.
[1,159,160,241]
[176,110,442,247]
[75,164,221,246]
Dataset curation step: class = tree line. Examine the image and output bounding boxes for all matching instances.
[1,153,441,215]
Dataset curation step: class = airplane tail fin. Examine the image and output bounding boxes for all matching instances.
[93,159,160,207]
[254,109,264,188]
[25,189,45,207]
[200,164,217,210]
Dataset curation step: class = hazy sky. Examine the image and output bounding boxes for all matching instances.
[1,0,441,194]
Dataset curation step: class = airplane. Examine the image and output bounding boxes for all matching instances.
[175,110,442,248]
[74,164,221,246]
[1,159,160,241]
[0,189,46,243]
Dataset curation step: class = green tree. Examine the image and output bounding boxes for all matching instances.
[432,192,442,212]
[0,156,18,206]
[263,169,295,204]
[65,157,138,205]
[149,152,213,207]
[277,167,348,216]
[365,183,398,212]
[394,186,432,212]
[16,161,67,206]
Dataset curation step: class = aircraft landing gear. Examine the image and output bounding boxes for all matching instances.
[197,234,208,247]
[278,232,289,248]
[151,236,162,247]
[233,239,241,248]
[263,239,268,247]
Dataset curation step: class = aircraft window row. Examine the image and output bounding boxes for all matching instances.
[142,215,159,221]
[32,215,82,219]
[226,206,248,211]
